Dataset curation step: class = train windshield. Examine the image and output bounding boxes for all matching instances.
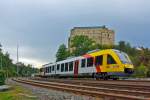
[115,51,132,64]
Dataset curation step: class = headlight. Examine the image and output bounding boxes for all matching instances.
[124,68,134,74]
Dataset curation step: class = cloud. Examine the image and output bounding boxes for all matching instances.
[0,0,150,67]
[19,57,47,68]
[2,45,54,67]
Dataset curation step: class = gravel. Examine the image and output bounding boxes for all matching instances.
[7,79,104,100]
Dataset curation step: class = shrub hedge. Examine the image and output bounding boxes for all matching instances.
[0,70,5,85]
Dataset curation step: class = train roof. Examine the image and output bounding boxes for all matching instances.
[42,49,123,68]
[56,56,82,64]
[85,49,119,55]
[42,62,56,67]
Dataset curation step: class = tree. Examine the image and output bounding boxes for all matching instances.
[0,43,39,77]
[117,41,126,52]
[0,70,5,85]
[134,64,148,78]
[70,35,95,56]
[139,48,150,66]
[56,44,69,61]
[0,43,2,52]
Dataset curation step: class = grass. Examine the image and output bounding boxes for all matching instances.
[0,85,37,100]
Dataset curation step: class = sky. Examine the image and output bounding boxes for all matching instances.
[0,0,150,68]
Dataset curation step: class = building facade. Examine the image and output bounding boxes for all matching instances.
[68,26,115,52]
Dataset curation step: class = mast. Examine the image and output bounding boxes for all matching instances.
[17,44,19,75]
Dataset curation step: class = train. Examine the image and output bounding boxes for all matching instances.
[39,49,134,80]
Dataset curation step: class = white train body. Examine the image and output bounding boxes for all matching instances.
[40,49,134,79]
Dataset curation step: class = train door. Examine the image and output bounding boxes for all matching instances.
[95,55,103,73]
[106,54,118,72]
[74,60,79,76]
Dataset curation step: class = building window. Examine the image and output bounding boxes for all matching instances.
[81,59,86,68]
[61,63,64,72]
[57,64,60,71]
[95,55,103,66]
[87,57,93,67]
[69,61,73,71]
[107,55,116,64]
[65,63,68,72]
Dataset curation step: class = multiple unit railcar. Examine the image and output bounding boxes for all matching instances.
[40,49,134,79]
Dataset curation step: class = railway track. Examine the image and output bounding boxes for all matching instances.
[33,77,150,84]
[32,77,150,92]
[13,78,150,100]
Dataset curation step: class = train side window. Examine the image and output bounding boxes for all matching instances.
[48,67,50,73]
[46,67,47,73]
[69,61,73,71]
[44,68,46,73]
[81,59,86,68]
[61,63,64,72]
[65,63,68,72]
[87,57,94,67]
[107,55,116,64]
[47,67,49,73]
[46,67,48,73]
[95,55,103,66]
[57,64,60,71]
[49,66,51,73]
[52,65,54,71]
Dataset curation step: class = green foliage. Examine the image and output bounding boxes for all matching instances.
[147,70,150,77]
[70,35,95,56]
[0,43,2,52]
[0,70,5,85]
[56,44,69,61]
[133,64,148,78]
[71,36,150,77]
[0,43,39,77]
[56,36,150,78]
[17,64,39,77]
[0,85,37,100]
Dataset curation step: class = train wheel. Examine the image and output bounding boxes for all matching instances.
[113,78,118,80]
[103,73,108,80]
[112,75,119,80]
[93,73,100,80]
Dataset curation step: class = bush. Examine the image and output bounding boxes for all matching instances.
[134,64,148,78]
[147,70,150,77]
[0,70,5,85]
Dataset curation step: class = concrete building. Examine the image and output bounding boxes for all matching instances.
[68,26,115,52]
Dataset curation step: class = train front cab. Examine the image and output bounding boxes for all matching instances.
[93,49,134,80]
[103,50,134,79]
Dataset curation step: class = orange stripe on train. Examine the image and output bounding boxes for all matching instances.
[82,54,92,58]
[96,65,101,72]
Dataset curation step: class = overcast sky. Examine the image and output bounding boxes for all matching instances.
[0,0,150,68]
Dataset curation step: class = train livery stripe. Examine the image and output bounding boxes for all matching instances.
[96,65,101,72]
[82,54,92,58]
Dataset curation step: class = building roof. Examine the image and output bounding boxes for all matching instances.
[72,25,107,30]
